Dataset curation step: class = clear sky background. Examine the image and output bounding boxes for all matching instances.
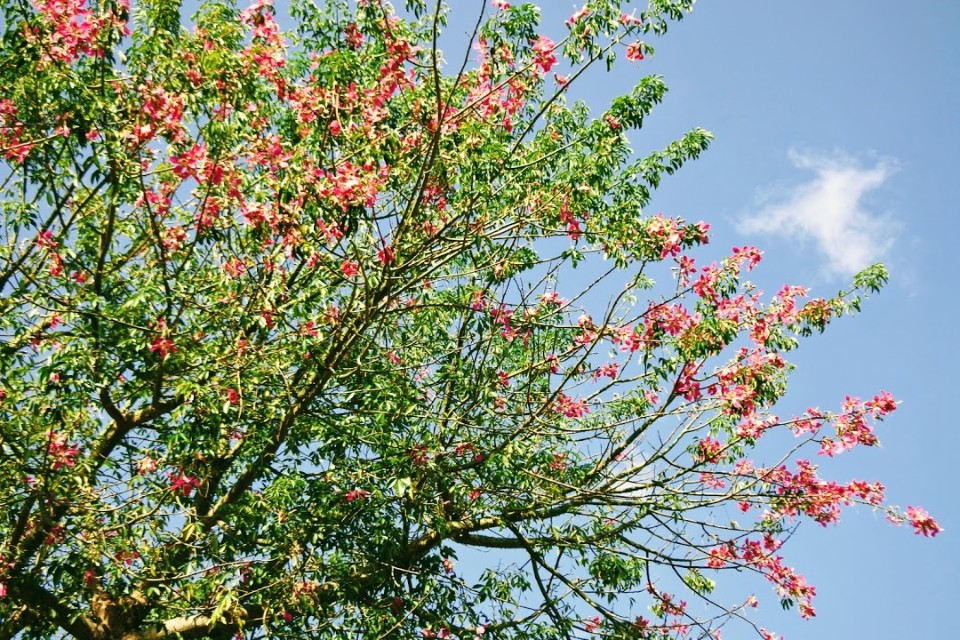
[527,1,959,637]
[271,1,958,637]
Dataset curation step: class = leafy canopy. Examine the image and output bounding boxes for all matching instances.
[0,1,939,639]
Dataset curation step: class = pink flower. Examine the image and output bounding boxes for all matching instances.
[224,258,247,278]
[329,119,342,136]
[554,393,589,418]
[344,23,363,49]
[731,245,763,270]
[565,7,590,27]
[377,245,395,265]
[149,336,177,359]
[593,362,619,380]
[625,41,645,62]
[168,470,200,496]
[584,615,601,632]
[341,260,360,277]
[906,506,942,537]
[170,142,208,181]
[706,543,737,569]
[36,230,57,248]
[695,437,723,464]
[345,488,371,501]
[48,432,79,470]
[137,456,158,475]
[530,36,557,73]
[865,390,897,416]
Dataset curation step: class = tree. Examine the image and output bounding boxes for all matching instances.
[0,0,940,638]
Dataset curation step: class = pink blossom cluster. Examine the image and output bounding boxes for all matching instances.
[149,336,177,359]
[818,394,896,457]
[709,537,817,619]
[710,350,788,416]
[134,81,186,144]
[639,302,696,346]
[646,214,684,258]
[0,99,32,163]
[694,436,724,464]
[530,36,558,74]
[465,38,535,132]
[759,459,885,526]
[27,0,126,65]
[674,362,703,402]
[554,393,589,418]
[240,0,287,86]
[315,161,388,211]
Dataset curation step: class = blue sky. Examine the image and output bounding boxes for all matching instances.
[523,1,958,637]
[269,0,957,636]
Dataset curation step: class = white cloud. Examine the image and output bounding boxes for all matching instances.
[738,150,900,278]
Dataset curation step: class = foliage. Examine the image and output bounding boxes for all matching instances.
[0,1,939,639]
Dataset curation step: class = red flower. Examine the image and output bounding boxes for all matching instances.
[906,506,942,537]
[345,488,371,501]
[47,432,79,471]
[168,470,200,496]
[377,245,395,265]
[554,393,589,418]
[341,260,360,277]
[149,336,177,359]
[344,23,363,49]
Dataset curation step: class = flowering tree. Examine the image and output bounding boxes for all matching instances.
[0,1,940,639]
